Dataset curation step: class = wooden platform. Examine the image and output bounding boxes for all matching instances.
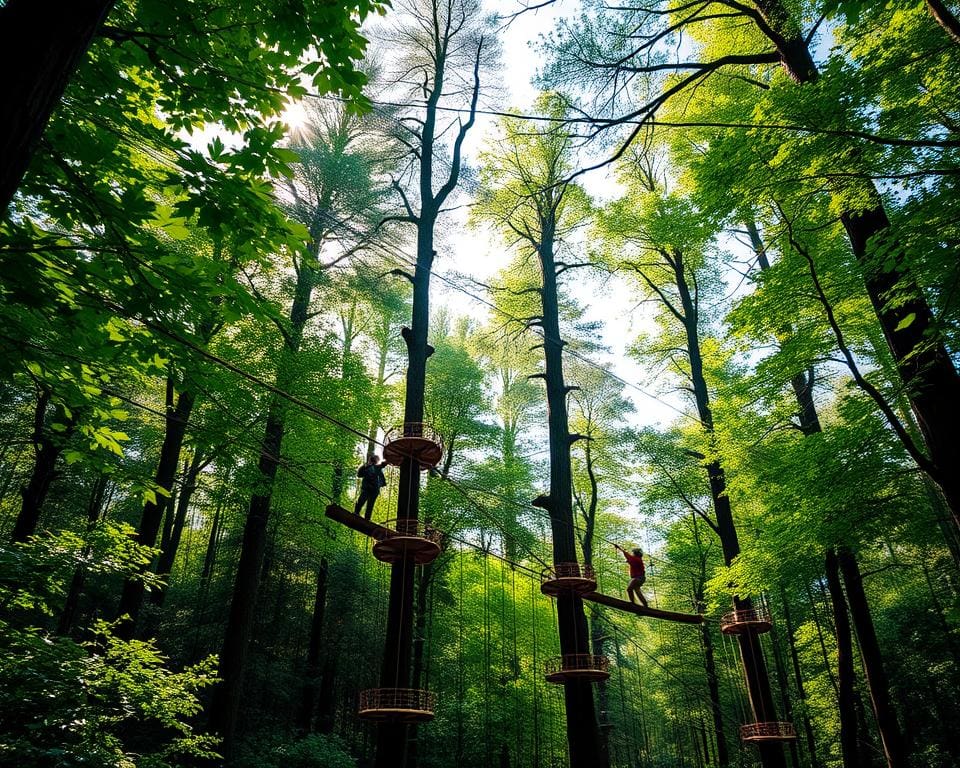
[582,592,704,625]
[325,504,391,539]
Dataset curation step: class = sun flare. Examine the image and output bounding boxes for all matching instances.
[281,100,310,140]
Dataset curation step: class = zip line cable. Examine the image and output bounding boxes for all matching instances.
[15,269,706,597]
[606,615,743,727]
[15,121,722,585]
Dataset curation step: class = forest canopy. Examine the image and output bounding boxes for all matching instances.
[1,1,959,767]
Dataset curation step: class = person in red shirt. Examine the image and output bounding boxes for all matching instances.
[614,543,648,607]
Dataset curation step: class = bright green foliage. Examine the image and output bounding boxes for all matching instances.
[3,1,960,767]
[0,529,217,766]
[472,93,593,256]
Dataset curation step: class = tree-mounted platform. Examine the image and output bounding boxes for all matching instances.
[358,687,436,723]
[540,562,597,596]
[582,591,704,625]
[739,721,797,742]
[382,422,443,470]
[720,607,772,635]
[325,504,442,565]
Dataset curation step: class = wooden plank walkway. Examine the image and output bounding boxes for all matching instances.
[582,591,704,624]
[325,504,391,539]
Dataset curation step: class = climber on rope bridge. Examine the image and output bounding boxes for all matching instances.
[354,453,387,520]
[614,543,649,607]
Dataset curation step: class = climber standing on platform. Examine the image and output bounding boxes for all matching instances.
[354,453,387,521]
[614,543,649,607]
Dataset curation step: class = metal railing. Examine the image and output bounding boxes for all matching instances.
[544,654,610,676]
[359,687,436,714]
[376,518,444,545]
[739,722,797,741]
[542,562,596,582]
[720,606,772,633]
[384,422,442,445]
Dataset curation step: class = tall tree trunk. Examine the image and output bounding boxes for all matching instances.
[825,549,861,768]
[768,616,801,768]
[297,558,328,733]
[836,548,907,768]
[152,451,204,606]
[12,389,76,542]
[159,484,179,558]
[807,581,840,697]
[374,219,433,768]
[367,316,392,459]
[780,585,820,768]
[670,249,785,768]
[316,656,338,734]
[533,225,605,768]
[331,309,356,503]
[751,219,869,768]
[115,380,195,639]
[208,247,316,754]
[407,561,434,768]
[752,0,960,530]
[0,0,115,211]
[373,34,481,761]
[200,493,223,585]
[56,474,109,635]
[701,617,729,767]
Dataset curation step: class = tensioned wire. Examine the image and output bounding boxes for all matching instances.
[12,273,711,612]
[25,97,779,758]
[16,111,726,604]
[24,332,554,583]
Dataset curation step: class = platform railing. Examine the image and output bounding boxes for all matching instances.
[739,721,797,741]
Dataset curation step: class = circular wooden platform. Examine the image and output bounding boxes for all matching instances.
[373,519,442,565]
[720,607,773,635]
[358,687,436,722]
[382,423,443,470]
[541,562,597,596]
[739,722,797,742]
[544,654,611,683]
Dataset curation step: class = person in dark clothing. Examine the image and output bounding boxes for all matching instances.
[354,453,387,520]
[614,543,648,607]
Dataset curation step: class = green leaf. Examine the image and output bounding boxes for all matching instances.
[894,313,916,332]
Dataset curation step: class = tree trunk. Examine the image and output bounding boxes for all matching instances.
[56,474,109,635]
[926,0,960,44]
[701,617,729,767]
[115,382,195,639]
[0,0,116,211]
[836,548,907,768]
[406,561,434,768]
[533,226,605,768]
[208,246,316,754]
[780,585,820,767]
[367,316,392,458]
[208,403,285,751]
[317,656,338,734]
[753,0,960,530]
[12,390,76,542]
[374,218,433,768]
[589,609,612,767]
[297,558,328,733]
[671,249,785,768]
[768,614,801,768]
[825,549,860,768]
[151,452,203,606]
[200,493,223,584]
